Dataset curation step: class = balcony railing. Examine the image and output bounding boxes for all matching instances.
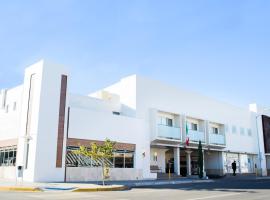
[157,124,181,140]
[187,130,205,142]
[209,133,225,145]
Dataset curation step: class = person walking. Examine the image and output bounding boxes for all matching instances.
[232,161,237,176]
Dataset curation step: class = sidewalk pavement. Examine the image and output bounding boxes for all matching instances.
[0,177,213,192]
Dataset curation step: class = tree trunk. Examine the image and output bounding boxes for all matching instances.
[102,159,105,186]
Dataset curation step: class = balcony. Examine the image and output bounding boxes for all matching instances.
[187,130,205,143]
[157,124,181,140]
[209,133,225,145]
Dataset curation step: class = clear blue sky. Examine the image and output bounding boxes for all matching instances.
[0,0,269,108]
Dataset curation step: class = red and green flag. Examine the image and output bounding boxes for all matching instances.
[185,123,189,146]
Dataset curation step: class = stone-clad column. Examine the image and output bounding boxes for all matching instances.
[174,147,180,175]
[202,150,206,177]
[186,150,192,176]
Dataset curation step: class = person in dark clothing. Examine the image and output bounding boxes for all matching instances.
[232,161,237,176]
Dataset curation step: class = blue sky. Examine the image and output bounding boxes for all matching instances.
[0,0,270,108]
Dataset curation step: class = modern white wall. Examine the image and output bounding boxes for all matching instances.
[69,93,121,114]
[150,148,167,173]
[118,75,259,154]
[0,86,23,141]
[0,166,16,180]
[97,75,137,117]
[16,60,69,182]
[67,106,152,178]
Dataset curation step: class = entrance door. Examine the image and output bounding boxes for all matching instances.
[166,158,174,173]
[165,149,174,173]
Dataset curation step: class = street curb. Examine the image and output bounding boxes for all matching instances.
[72,185,127,192]
[131,179,214,187]
[0,186,43,192]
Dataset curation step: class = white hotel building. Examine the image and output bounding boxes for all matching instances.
[0,60,270,182]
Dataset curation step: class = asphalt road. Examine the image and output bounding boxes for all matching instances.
[1,178,270,200]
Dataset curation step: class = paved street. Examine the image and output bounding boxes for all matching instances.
[0,178,270,200]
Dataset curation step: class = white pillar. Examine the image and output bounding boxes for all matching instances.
[174,147,180,175]
[202,150,206,177]
[186,150,192,176]
[219,152,225,176]
[238,153,242,174]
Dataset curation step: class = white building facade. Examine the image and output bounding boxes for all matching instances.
[0,60,270,182]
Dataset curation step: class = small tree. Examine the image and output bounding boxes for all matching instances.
[197,140,204,179]
[74,138,116,186]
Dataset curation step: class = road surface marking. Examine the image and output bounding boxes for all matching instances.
[185,193,242,200]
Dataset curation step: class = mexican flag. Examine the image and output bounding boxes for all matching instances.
[185,123,190,146]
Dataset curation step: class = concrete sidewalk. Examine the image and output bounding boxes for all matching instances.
[0,178,213,192]
[85,178,213,187]
[0,180,126,192]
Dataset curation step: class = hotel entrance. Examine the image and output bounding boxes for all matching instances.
[180,149,199,176]
[150,146,203,178]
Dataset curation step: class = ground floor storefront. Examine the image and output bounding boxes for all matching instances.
[150,146,258,178]
[0,142,265,182]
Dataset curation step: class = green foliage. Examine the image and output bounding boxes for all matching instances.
[73,138,116,185]
[74,138,116,164]
[197,140,204,179]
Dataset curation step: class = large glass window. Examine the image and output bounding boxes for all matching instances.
[124,152,134,168]
[114,152,124,168]
[66,147,135,168]
[158,116,174,127]
[0,146,17,166]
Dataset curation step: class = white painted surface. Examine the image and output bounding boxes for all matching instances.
[0,86,23,141]
[68,107,151,179]
[150,148,167,173]
[1,61,270,182]
[0,167,16,180]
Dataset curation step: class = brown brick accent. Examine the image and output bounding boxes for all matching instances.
[56,75,68,168]
[262,115,270,154]
[67,138,136,151]
[0,139,18,147]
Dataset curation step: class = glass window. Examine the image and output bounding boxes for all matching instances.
[4,151,9,165]
[114,152,124,168]
[125,152,134,168]
[212,127,219,134]
[65,147,134,169]
[112,111,120,115]
[12,150,16,165]
[0,151,4,166]
[158,116,166,125]
[191,123,198,131]
[166,118,173,126]
[0,147,17,166]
